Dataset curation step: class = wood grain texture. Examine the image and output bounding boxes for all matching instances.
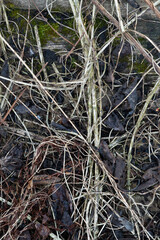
[4,0,159,17]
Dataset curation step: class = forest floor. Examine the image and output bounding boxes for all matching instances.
[0,1,160,239]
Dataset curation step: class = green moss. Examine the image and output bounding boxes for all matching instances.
[3,2,15,8]
[94,16,108,29]
[5,2,28,20]
[9,8,22,19]
[112,37,121,47]
[66,19,74,29]
[134,60,149,73]
[37,22,59,45]
[5,6,30,36]
[116,54,149,73]
[120,55,130,62]
[31,17,76,46]
[137,37,147,45]
[70,56,78,68]
[3,5,77,48]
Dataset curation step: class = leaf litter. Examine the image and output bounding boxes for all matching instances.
[0,1,160,239]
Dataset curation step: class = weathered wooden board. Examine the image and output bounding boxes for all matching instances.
[5,0,71,11]
[4,0,160,16]
[3,0,160,45]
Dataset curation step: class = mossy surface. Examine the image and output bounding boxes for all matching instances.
[134,60,149,73]
[36,22,59,45]
[4,4,76,48]
[2,3,152,75]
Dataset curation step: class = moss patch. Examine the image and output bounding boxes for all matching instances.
[3,4,76,47]
[36,22,59,45]
[134,60,149,73]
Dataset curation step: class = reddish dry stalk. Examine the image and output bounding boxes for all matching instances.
[0,88,27,126]
[30,3,74,46]
[144,0,160,19]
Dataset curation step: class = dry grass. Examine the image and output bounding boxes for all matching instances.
[0,0,160,239]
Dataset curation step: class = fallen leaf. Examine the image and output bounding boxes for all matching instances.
[0,60,9,86]
[51,183,73,230]
[112,41,131,58]
[143,167,158,180]
[124,77,138,115]
[118,216,134,233]
[104,111,124,131]
[126,0,140,9]
[113,76,138,115]
[99,140,115,174]
[135,178,158,191]
[114,156,126,180]
[19,230,31,240]
[35,221,50,240]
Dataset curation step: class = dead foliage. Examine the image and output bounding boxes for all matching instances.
[0,0,160,239]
